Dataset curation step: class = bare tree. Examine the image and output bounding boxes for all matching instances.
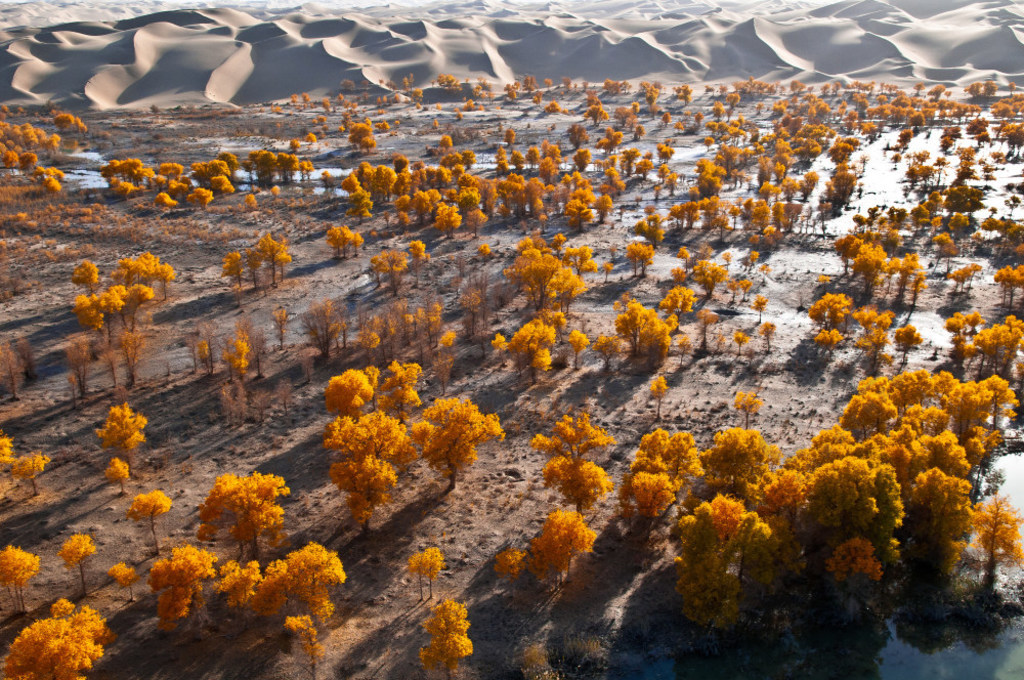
[219,382,247,426]
[272,308,288,350]
[300,299,341,358]
[249,326,269,379]
[0,342,22,400]
[274,380,293,417]
[250,388,273,423]
[99,341,118,389]
[184,331,200,373]
[460,272,491,349]
[433,349,454,395]
[299,348,316,384]
[66,335,92,398]
[118,330,146,388]
[15,337,35,381]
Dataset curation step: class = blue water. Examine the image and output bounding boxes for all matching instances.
[635,619,1024,680]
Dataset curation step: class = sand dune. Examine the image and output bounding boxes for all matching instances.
[1,0,1023,109]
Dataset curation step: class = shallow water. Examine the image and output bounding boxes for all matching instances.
[638,618,1024,680]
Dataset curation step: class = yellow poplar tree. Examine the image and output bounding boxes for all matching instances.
[408,547,445,599]
[533,412,616,512]
[127,489,173,554]
[11,452,50,496]
[324,411,417,531]
[420,599,473,678]
[148,545,218,630]
[4,599,115,680]
[378,361,422,423]
[105,457,130,495]
[529,509,596,584]
[0,545,40,612]
[285,615,324,678]
[324,369,375,418]
[494,548,527,583]
[108,562,139,602]
[58,533,95,596]
[96,402,147,473]
[700,427,780,502]
[411,398,504,491]
[198,473,290,559]
[568,330,589,369]
[252,543,346,621]
[973,493,1024,588]
[674,495,775,629]
[217,560,264,610]
[650,376,668,419]
[504,319,556,382]
[619,429,702,519]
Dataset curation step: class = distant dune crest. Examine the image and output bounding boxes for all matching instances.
[0,0,1022,109]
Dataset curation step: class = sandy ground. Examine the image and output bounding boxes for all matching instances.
[0,78,1020,679]
[1,0,1023,108]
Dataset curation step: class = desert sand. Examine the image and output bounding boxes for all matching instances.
[0,0,1022,109]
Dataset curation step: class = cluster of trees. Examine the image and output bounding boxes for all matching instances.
[221,233,292,296]
[0,117,62,181]
[8,71,1024,678]
[467,368,1024,632]
[322,361,504,528]
[68,253,176,389]
[665,369,1020,628]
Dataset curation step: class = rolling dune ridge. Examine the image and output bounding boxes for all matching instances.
[0,0,1021,108]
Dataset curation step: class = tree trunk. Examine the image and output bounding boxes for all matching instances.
[150,515,159,554]
[79,562,87,596]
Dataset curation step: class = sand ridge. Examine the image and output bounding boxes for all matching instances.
[0,0,1022,108]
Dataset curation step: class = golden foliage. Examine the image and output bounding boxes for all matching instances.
[529,509,596,582]
[197,473,290,558]
[4,598,115,680]
[147,545,218,630]
[412,397,504,489]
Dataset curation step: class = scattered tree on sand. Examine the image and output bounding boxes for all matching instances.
[412,398,504,491]
[251,543,346,621]
[378,361,422,423]
[198,473,290,560]
[568,330,589,369]
[147,545,218,630]
[733,391,763,428]
[105,457,130,495]
[58,533,95,596]
[420,599,473,679]
[529,509,596,585]
[408,547,445,599]
[4,599,115,680]
[96,403,147,474]
[10,452,49,496]
[650,376,668,419]
[127,489,173,554]
[324,369,375,418]
[108,562,139,602]
[0,545,40,612]
[324,411,417,531]
[494,548,527,583]
[533,412,616,512]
